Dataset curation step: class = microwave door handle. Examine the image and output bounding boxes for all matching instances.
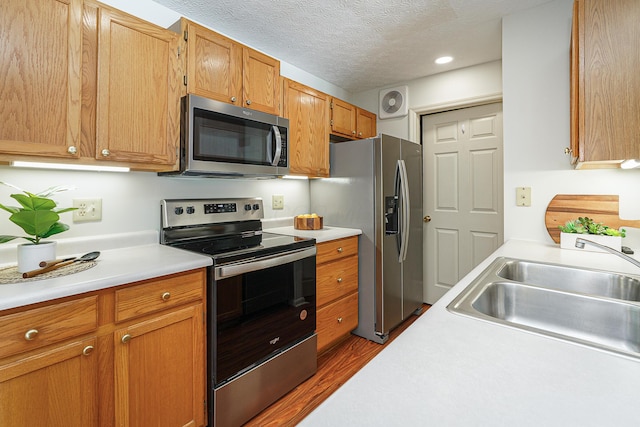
[271,125,282,166]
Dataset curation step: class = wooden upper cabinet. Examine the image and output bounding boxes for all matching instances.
[330,97,357,138]
[94,5,180,167]
[570,0,640,168]
[179,18,281,115]
[283,78,330,177]
[0,0,83,159]
[356,108,377,139]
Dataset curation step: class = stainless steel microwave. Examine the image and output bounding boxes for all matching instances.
[163,94,289,178]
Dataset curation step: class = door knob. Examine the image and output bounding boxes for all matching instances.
[423,215,431,223]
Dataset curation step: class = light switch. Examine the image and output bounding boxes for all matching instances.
[516,187,531,207]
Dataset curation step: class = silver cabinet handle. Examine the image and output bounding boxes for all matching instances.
[337,317,343,324]
[230,96,237,103]
[246,99,252,105]
[121,334,132,344]
[337,247,343,253]
[68,146,77,154]
[161,292,171,301]
[337,277,343,283]
[83,345,94,356]
[101,149,110,157]
[24,329,39,340]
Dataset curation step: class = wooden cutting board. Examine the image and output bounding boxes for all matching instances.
[545,195,640,243]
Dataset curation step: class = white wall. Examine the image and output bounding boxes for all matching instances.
[351,61,503,141]
[502,0,640,243]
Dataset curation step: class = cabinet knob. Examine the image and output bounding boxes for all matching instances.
[352,130,356,135]
[337,317,343,324]
[82,345,94,356]
[68,146,77,154]
[121,334,132,344]
[161,292,171,301]
[246,99,252,105]
[337,277,343,283]
[24,329,39,341]
[358,132,362,137]
[101,149,110,157]
[230,96,237,103]
[337,247,343,253]
[564,147,573,155]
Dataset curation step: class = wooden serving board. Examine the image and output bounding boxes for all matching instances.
[545,194,640,243]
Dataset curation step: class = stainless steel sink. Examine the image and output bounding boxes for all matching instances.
[447,257,640,359]
[496,259,640,302]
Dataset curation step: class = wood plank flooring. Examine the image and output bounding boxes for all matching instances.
[245,304,430,426]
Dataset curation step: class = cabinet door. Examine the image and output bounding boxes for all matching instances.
[284,79,330,177]
[114,304,205,427]
[185,20,242,105]
[330,98,357,138]
[0,338,98,427]
[0,0,82,158]
[356,108,377,139]
[95,6,179,167]
[243,47,281,115]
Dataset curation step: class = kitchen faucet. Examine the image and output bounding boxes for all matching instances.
[575,238,640,269]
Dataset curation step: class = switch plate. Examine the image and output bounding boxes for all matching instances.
[516,187,531,207]
[272,195,284,210]
[72,198,103,222]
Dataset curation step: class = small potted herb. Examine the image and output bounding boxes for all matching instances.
[0,182,76,272]
[558,217,624,252]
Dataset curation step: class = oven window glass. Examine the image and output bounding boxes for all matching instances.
[193,108,285,166]
[214,255,316,385]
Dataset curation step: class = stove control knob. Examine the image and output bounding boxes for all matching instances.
[174,207,184,215]
[186,206,195,214]
[244,204,252,211]
[252,204,260,211]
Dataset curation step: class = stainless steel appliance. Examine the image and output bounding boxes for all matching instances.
[310,134,423,344]
[160,198,316,427]
[161,95,289,178]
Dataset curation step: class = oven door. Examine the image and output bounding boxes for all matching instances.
[211,246,316,386]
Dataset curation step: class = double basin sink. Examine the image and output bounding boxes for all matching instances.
[448,257,640,359]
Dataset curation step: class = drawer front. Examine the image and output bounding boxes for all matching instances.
[316,292,358,353]
[0,295,98,359]
[316,236,358,265]
[316,255,358,307]
[115,269,205,322]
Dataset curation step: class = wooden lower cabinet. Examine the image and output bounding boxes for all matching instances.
[315,236,359,353]
[0,268,207,427]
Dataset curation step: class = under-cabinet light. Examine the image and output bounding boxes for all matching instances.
[281,175,309,180]
[620,159,640,169]
[435,56,453,64]
[11,161,130,173]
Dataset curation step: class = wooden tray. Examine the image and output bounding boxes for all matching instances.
[294,216,323,230]
[544,194,640,243]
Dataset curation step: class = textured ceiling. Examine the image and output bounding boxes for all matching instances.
[152,0,553,93]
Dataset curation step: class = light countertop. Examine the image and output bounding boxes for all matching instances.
[265,224,362,243]
[299,239,640,426]
[0,231,212,311]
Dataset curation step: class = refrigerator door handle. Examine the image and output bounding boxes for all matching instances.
[397,159,410,262]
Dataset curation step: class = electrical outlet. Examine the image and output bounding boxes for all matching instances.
[272,195,284,210]
[72,198,103,222]
[516,187,531,207]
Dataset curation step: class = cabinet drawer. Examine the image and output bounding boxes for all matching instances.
[316,292,358,353]
[316,236,358,265]
[0,295,98,359]
[115,269,205,322]
[316,256,358,307]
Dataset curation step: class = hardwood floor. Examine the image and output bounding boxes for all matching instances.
[244,304,430,427]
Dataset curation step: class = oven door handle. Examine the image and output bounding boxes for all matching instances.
[215,246,316,280]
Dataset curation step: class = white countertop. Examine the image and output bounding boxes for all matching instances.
[0,231,212,311]
[300,239,640,427]
[265,225,362,243]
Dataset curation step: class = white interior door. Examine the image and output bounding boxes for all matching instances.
[422,103,503,304]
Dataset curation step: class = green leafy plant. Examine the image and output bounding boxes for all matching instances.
[0,182,76,244]
[559,217,625,237]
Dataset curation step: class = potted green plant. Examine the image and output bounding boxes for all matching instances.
[0,182,76,272]
[558,217,625,252]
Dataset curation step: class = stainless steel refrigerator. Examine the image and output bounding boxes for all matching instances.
[310,134,423,344]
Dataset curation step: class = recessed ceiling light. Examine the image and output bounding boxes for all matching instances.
[435,56,453,65]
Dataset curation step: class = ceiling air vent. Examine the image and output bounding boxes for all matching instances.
[379,86,408,119]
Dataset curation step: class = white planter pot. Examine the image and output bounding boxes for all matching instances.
[560,232,622,253]
[17,241,57,273]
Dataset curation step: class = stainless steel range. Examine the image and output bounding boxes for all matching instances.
[160,198,317,427]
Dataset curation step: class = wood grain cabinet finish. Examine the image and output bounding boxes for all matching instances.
[330,98,377,141]
[315,236,359,353]
[177,18,281,115]
[570,0,640,168]
[0,0,83,159]
[283,78,330,177]
[356,108,377,139]
[0,268,207,427]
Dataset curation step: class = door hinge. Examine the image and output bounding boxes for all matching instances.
[330,101,334,109]
[177,46,181,58]
[183,30,188,42]
[330,119,334,126]
[183,75,188,86]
